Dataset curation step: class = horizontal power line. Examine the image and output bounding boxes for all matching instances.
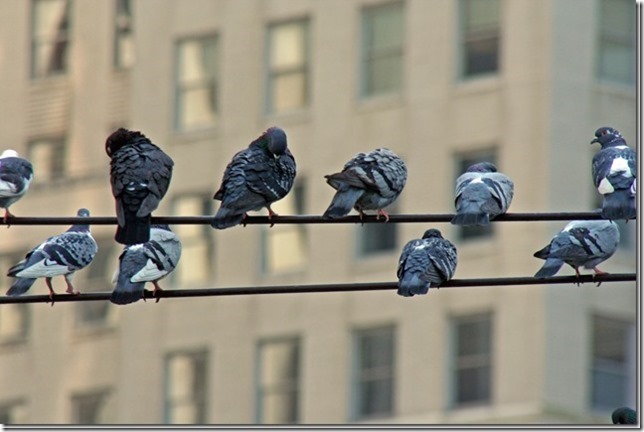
[0,211,629,226]
[0,273,635,304]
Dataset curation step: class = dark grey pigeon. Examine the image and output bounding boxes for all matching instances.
[591,127,636,220]
[110,224,182,305]
[612,407,637,425]
[0,150,34,224]
[323,148,407,221]
[397,228,457,297]
[106,128,174,245]
[533,219,619,281]
[451,162,514,226]
[6,208,97,300]
[211,127,296,229]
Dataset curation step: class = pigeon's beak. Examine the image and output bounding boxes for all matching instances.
[273,154,281,160]
[590,137,599,145]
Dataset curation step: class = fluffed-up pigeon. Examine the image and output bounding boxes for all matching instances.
[0,150,33,224]
[612,407,637,424]
[6,208,97,300]
[591,127,636,221]
[533,219,619,281]
[323,148,407,222]
[106,128,174,245]
[397,228,457,297]
[451,162,514,226]
[211,127,296,229]
[110,224,182,305]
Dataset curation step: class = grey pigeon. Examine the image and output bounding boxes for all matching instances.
[612,407,637,425]
[397,228,457,297]
[211,127,296,229]
[451,162,514,226]
[533,219,619,281]
[323,148,407,221]
[591,127,636,220]
[110,224,182,305]
[6,208,97,300]
[0,149,33,224]
[106,128,174,245]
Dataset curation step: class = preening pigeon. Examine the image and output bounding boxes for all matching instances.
[396,228,457,297]
[323,148,407,221]
[591,127,636,221]
[612,407,637,424]
[6,208,97,300]
[451,162,514,226]
[211,127,296,229]
[106,128,174,245]
[0,150,33,224]
[533,219,619,281]
[110,224,182,305]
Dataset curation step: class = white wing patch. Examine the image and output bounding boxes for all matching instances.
[0,180,17,196]
[130,259,167,282]
[15,259,69,277]
[598,177,615,195]
[610,157,632,176]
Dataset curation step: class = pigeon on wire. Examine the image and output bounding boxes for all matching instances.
[6,208,97,301]
[612,407,637,424]
[396,228,457,297]
[110,224,182,305]
[451,162,514,226]
[211,127,296,229]
[0,149,33,224]
[591,127,636,221]
[106,128,174,245]
[533,219,619,282]
[323,148,407,221]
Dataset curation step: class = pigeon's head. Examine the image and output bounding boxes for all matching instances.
[591,127,622,146]
[105,128,147,157]
[264,127,288,157]
[466,162,497,173]
[76,208,91,218]
[421,228,443,240]
[0,149,19,159]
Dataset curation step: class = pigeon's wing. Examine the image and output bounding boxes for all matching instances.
[245,148,296,202]
[138,147,174,216]
[426,238,458,282]
[329,149,406,196]
[454,173,478,202]
[0,158,33,197]
[482,173,514,213]
[396,239,424,279]
[130,237,180,282]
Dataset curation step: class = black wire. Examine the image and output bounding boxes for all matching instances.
[0,211,627,226]
[0,273,635,304]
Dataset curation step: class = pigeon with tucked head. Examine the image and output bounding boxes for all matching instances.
[0,149,33,224]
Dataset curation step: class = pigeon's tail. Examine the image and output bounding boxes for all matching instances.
[110,272,145,305]
[601,189,636,221]
[211,207,245,229]
[534,258,564,278]
[6,278,37,296]
[451,200,490,226]
[116,212,151,245]
[323,188,364,219]
[397,272,429,297]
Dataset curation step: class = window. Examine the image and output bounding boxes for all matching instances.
[266,19,309,114]
[451,313,493,407]
[27,137,66,182]
[175,35,219,131]
[114,0,135,69]
[361,2,404,98]
[76,240,116,327]
[0,400,28,424]
[256,338,300,424]
[262,181,307,273]
[173,195,213,286]
[590,315,636,411]
[357,203,398,257]
[459,0,500,78]
[164,350,208,423]
[597,0,635,85]
[31,0,71,78]
[71,390,111,424]
[351,326,395,420]
[0,254,31,343]
[454,149,497,240]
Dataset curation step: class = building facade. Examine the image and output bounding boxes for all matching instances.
[0,0,636,424]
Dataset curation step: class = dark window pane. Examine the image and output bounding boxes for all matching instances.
[464,36,499,76]
[456,367,491,404]
[359,222,397,255]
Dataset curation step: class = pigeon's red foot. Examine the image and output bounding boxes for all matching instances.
[574,267,582,286]
[241,213,249,227]
[376,209,390,222]
[593,267,609,287]
[267,206,278,228]
[152,281,163,304]
[3,209,14,228]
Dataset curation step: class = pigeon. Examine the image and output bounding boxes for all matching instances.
[451,162,514,226]
[396,228,457,297]
[612,407,637,424]
[106,128,174,245]
[110,224,182,305]
[533,219,619,281]
[6,208,97,301]
[323,148,407,221]
[211,127,296,229]
[0,150,34,224]
[591,127,636,221]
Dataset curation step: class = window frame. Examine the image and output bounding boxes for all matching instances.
[30,0,72,79]
[26,135,67,183]
[457,0,501,80]
[113,0,134,70]
[163,349,209,424]
[70,388,112,424]
[595,0,635,86]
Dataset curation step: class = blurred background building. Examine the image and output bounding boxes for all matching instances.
[0,0,637,424]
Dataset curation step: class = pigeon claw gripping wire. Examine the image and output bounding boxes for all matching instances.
[376,209,390,222]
